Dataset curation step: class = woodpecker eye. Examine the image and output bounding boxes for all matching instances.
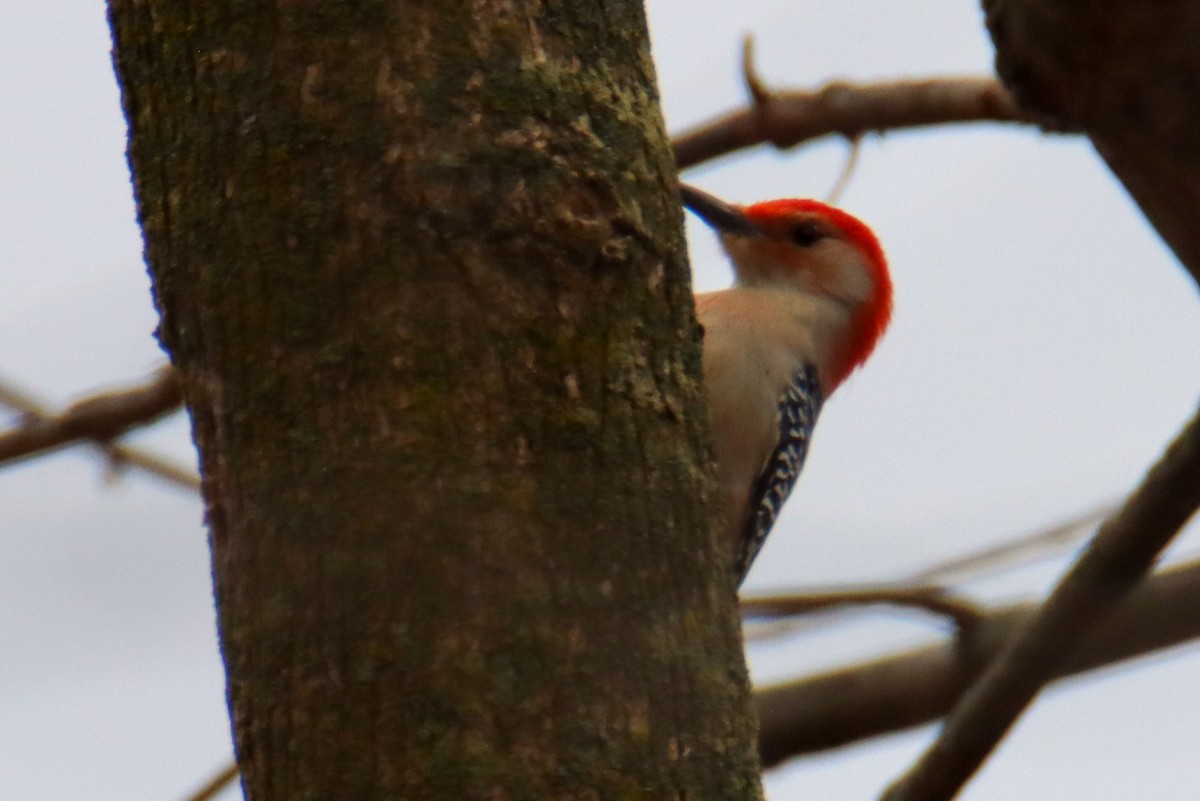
[788,222,824,247]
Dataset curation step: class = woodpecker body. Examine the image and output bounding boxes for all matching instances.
[682,185,892,585]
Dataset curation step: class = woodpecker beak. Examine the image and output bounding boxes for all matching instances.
[680,183,762,238]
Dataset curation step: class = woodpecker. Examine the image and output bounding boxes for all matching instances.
[681,184,892,586]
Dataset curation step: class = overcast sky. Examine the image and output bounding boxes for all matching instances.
[3,2,1200,799]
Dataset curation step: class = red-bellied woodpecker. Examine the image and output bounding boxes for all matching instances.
[681,184,893,586]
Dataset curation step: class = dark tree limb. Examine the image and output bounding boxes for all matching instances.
[986,0,1200,291]
[866,3,1200,797]
[880,408,1200,801]
[756,558,1200,766]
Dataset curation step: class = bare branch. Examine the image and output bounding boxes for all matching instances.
[673,76,1044,170]
[740,35,771,110]
[757,558,1200,766]
[0,369,198,491]
[179,760,239,801]
[743,585,983,633]
[881,408,1200,801]
[825,136,862,205]
[99,445,201,491]
[907,500,1117,585]
[739,503,1113,647]
[0,367,182,464]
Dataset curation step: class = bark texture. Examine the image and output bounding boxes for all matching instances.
[108,2,761,799]
[985,0,1200,290]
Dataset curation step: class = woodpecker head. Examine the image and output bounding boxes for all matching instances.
[681,183,892,387]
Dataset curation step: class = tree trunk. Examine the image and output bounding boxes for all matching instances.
[108,2,761,799]
[985,0,1200,290]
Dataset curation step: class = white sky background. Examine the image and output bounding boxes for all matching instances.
[2,1,1200,799]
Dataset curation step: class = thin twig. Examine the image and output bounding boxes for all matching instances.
[880,408,1200,801]
[103,446,201,491]
[0,369,199,491]
[740,35,772,110]
[756,557,1200,766]
[179,760,240,801]
[743,585,982,633]
[907,501,1117,585]
[825,136,862,205]
[742,501,1115,644]
[673,76,1044,170]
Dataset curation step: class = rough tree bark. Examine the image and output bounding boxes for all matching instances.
[108,2,761,799]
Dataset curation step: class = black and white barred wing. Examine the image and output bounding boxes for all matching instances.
[734,365,824,585]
